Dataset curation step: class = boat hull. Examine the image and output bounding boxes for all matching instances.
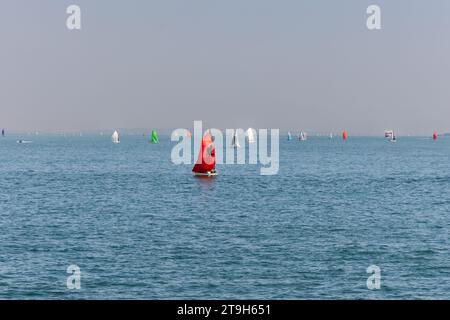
[194,172,218,177]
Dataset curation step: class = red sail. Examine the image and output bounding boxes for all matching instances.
[433,132,438,140]
[192,132,216,173]
[342,130,348,140]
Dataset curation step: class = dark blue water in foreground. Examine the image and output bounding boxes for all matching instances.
[1,134,450,299]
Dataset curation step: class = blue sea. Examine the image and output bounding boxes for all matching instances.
[1,134,450,299]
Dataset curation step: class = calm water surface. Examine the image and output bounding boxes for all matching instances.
[1,134,450,299]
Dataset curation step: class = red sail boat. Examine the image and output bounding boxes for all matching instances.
[433,132,438,141]
[192,131,217,176]
[342,130,348,141]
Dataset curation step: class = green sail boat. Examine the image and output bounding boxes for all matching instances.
[151,130,159,144]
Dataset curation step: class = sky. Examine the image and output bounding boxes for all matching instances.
[1,0,449,135]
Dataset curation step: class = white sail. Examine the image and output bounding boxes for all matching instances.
[231,130,241,148]
[390,131,397,142]
[246,128,256,143]
[299,131,307,141]
[112,130,120,144]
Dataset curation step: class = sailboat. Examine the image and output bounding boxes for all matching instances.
[192,131,217,177]
[384,130,393,139]
[246,128,256,144]
[151,130,159,144]
[329,133,333,139]
[433,132,438,141]
[384,129,396,142]
[231,130,241,148]
[390,132,397,143]
[342,130,348,141]
[287,131,292,141]
[1,129,4,137]
[298,131,307,141]
[111,130,120,144]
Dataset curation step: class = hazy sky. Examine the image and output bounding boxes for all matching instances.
[1,0,449,134]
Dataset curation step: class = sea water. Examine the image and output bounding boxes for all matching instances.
[1,134,450,299]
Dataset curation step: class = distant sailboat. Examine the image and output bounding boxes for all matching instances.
[192,131,217,177]
[1,129,4,137]
[342,130,348,141]
[112,130,120,144]
[298,131,307,141]
[151,130,159,144]
[433,132,438,141]
[390,131,397,143]
[246,128,256,144]
[384,129,396,142]
[287,131,292,141]
[231,130,241,148]
[385,130,394,139]
[329,133,333,139]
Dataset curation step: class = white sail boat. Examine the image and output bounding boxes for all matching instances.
[112,130,120,144]
[246,128,256,144]
[298,131,307,141]
[287,131,292,141]
[390,131,397,143]
[329,133,333,139]
[384,129,396,142]
[231,130,241,148]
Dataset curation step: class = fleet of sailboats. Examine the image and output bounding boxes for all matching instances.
[5,128,444,146]
[6,124,446,179]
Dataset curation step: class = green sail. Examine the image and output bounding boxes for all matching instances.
[151,130,159,144]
